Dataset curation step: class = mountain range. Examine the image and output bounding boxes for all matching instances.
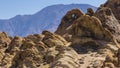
[0,4,97,36]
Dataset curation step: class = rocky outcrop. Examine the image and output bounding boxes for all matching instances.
[0,31,80,68]
[55,2,120,67]
[42,30,68,47]
[102,0,120,22]
[0,32,11,59]
[0,32,12,68]
[55,9,84,36]
[95,7,120,43]
[117,48,120,67]
[86,8,95,16]
[56,8,117,45]
[0,32,11,49]
[0,0,120,67]
[49,45,80,68]
[72,15,113,42]
[6,36,23,55]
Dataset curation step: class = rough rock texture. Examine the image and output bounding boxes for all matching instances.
[72,15,113,42]
[42,30,68,47]
[49,45,80,68]
[117,48,120,67]
[0,31,80,68]
[55,2,120,67]
[55,9,84,36]
[86,8,94,16]
[0,0,120,67]
[103,0,120,22]
[0,32,11,68]
[95,7,120,43]
[0,32,11,59]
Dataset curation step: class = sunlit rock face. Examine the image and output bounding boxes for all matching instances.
[55,9,85,36]
[55,0,120,67]
[0,0,120,67]
[0,31,81,68]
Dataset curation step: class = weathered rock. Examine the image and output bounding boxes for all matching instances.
[70,15,118,54]
[55,9,84,35]
[103,0,120,22]
[86,8,95,16]
[0,32,11,49]
[55,8,117,46]
[103,62,116,68]
[0,0,120,67]
[0,30,74,68]
[42,30,68,47]
[10,49,43,68]
[72,15,113,42]
[117,48,120,67]
[44,47,59,64]
[25,34,47,52]
[55,5,120,68]
[25,34,44,43]
[5,36,23,54]
[35,41,47,52]
[95,7,120,43]
[0,36,23,68]
[10,37,46,68]
[0,32,11,66]
[49,45,80,68]
[0,53,14,68]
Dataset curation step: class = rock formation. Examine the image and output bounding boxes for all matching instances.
[0,0,120,68]
[0,31,80,68]
[55,9,84,36]
[102,0,120,23]
[95,7,120,43]
[55,0,120,67]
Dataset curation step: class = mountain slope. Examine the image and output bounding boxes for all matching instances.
[0,4,97,36]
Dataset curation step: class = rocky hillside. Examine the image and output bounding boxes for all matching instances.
[102,0,120,23]
[55,0,120,67]
[0,31,84,68]
[0,0,120,68]
[0,4,97,36]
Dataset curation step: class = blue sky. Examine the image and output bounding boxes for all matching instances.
[0,0,107,19]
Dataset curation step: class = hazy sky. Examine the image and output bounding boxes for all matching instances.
[0,0,107,19]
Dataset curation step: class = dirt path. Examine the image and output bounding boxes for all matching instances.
[78,52,106,68]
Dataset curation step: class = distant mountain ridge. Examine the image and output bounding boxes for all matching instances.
[0,4,97,36]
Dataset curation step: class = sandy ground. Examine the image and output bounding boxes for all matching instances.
[78,52,106,68]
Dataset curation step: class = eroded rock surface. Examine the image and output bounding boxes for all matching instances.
[0,0,120,67]
[55,9,84,36]
[95,7,120,43]
[55,1,120,67]
[0,31,80,68]
[103,0,120,22]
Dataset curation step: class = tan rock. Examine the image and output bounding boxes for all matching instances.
[50,46,80,68]
[72,15,113,41]
[55,9,84,35]
[95,7,120,43]
[6,36,23,54]
[86,8,95,16]
[103,0,120,22]
[42,30,68,47]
